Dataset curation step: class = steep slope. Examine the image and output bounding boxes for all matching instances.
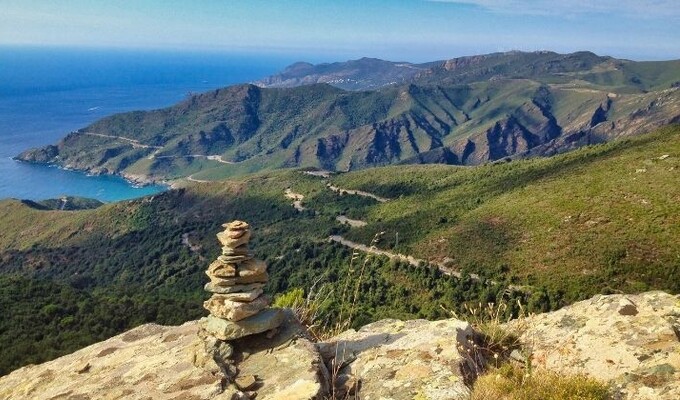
[17,59,680,183]
[255,51,680,93]
[329,125,680,296]
[2,127,678,374]
[19,196,104,211]
[416,50,680,92]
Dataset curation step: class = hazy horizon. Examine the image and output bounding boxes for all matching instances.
[2,1,679,62]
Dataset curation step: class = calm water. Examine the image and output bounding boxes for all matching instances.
[0,46,294,202]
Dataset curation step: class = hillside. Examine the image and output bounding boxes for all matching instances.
[252,57,437,90]
[16,51,680,184]
[1,126,678,374]
[19,196,104,211]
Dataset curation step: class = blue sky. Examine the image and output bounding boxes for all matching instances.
[1,0,679,61]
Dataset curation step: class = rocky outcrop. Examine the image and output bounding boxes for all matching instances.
[318,318,476,400]
[507,291,680,400]
[229,312,329,400]
[0,322,224,400]
[1,291,679,399]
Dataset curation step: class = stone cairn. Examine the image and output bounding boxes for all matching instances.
[199,220,284,342]
[193,221,286,396]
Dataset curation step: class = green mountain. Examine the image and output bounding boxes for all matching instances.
[252,57,437,90]
[2,125,678,374]
[16,51,680,184]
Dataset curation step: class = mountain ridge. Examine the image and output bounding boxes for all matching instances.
[15,51,680,184]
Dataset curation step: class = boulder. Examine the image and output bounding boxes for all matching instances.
[508,291,680,400]
[318,318,475,400]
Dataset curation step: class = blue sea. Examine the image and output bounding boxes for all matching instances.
[0,46,295,202]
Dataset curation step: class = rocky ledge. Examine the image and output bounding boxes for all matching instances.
[509,291,680,400]
[1,291,678,399]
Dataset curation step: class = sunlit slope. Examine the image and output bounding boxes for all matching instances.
[329,125,680,295]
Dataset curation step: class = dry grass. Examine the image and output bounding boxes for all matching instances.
[451,300,612,399]
[471,363,611,400]
[275,233,384,399]
[445,299,529,380]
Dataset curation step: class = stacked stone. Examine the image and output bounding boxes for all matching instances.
[199,220,283,341]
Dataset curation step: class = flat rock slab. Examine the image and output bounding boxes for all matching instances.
[231,310,328,400]
[0,322,224,400]
[200,308,284,340]
[318,318,474,400]
[508,291,680,400]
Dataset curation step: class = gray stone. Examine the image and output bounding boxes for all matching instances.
[222,244,252,257]
[507,291,680,400]
[0,322,225,400]
[209,271,268,287]
[203,295,269,321]
[232,310,329,400]
[199,308,284,341]
[204,282,265,294]
[218,254,253,263]
[214,288,264,302]
[318,318,474,400]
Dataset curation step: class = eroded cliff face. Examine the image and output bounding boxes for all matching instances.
[1,291,678,400]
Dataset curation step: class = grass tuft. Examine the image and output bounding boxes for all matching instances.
[471,363,611,400]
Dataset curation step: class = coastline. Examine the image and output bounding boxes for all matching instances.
[6,157,169,202]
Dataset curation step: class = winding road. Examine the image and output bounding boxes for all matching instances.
[328,235,463,278]
[326,184,390,202]
[284,189,306,211]
[281,180,491,283]
[82,132,236,164]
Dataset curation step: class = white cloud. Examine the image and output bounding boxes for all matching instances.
[427,0,680,18]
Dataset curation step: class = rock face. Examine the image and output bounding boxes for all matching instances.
[0,322,225,400]
[509,291,680,400]
[318,318,475,400]
[200,220,283,340]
